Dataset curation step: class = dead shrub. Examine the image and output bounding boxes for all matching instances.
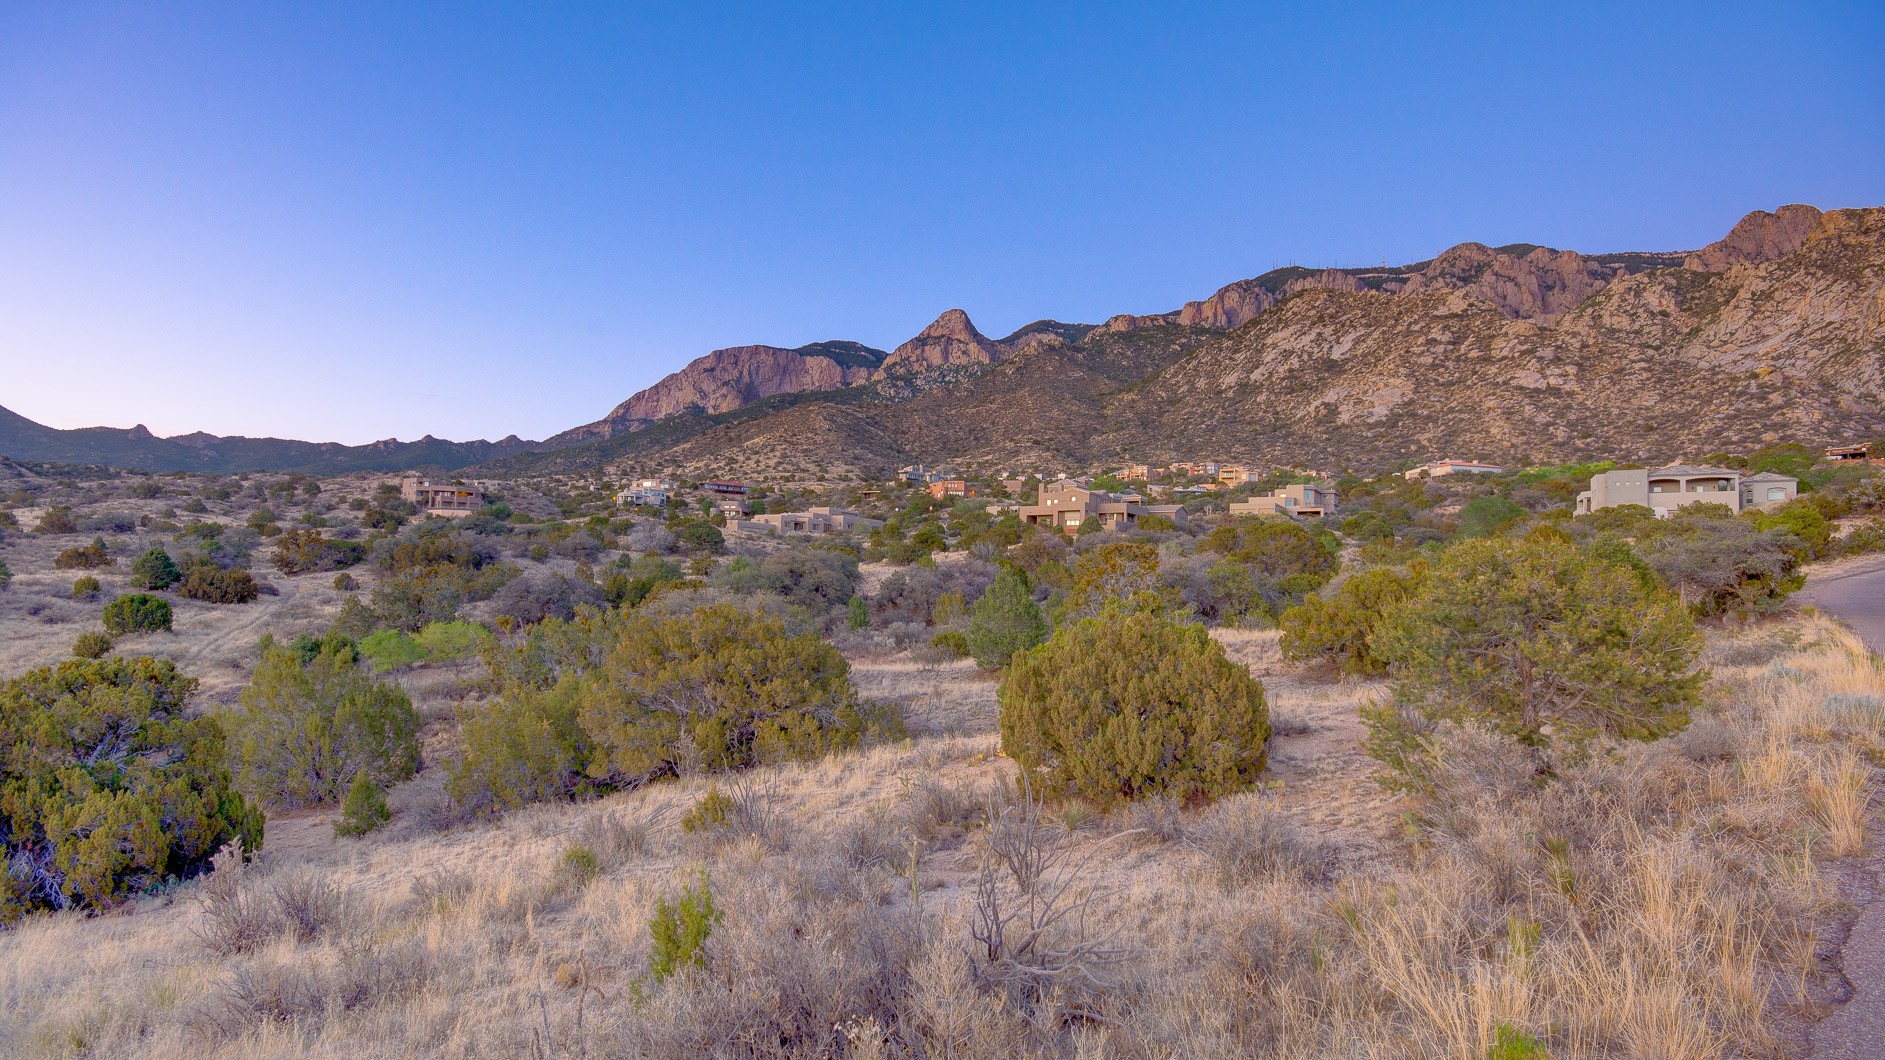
[575,805,660,867]
[269,870,343,942]
[889,774,984,849]
[193,935,435,1041]
[969,807,1133,1010]
[193,850,344,955]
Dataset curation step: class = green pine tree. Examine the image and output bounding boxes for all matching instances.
[847,593,869,631]
[334,771,391,837]
[967,566,1047,669]
[128,546,182,590]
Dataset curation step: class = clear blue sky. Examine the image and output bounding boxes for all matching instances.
[2,1,1881,445]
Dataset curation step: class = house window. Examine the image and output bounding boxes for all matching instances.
[1767,487,1786,501]
[1650,484,1666,493]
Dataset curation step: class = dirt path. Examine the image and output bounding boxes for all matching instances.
[1797,559,1885,1059]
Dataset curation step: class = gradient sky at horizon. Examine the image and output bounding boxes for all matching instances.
[3,2,1882,445]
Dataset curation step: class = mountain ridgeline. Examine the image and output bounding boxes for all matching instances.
[507,203,1884,478]
[5,204,1879,477]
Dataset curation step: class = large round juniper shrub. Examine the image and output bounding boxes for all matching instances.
[450,604,901,814]
[999,607,1271,806]
[54,536,113,570]
[102,593,172,635]
[70,629,114,659]
[226,642,422,808]
[1372,535,1703,773]
[179,565,260,604]
[0,657,263,918]
[1278,565,1425,677]
[128,545,182,590]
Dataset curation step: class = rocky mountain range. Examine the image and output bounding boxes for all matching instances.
[491,203,1884,480]
[553,210,1826,447]
[8,203,1876,480]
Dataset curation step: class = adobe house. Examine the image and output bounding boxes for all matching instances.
[926,479,972,500]
[399,478,483,518]
[739,506,884,536]
[1017,479,1188,533]
[1229,483,1338,519]
[1575,465,1798,517]
[1403,459,1505,480]
[1826,444,1874,462]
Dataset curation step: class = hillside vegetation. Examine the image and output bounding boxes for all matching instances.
[1,450,1883,1056]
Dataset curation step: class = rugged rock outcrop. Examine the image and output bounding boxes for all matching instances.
[551,340,886,444]
[1153,269,1367,330]
[1684,204,1822,272]
[874,309,1005,376]
[1395,244,1618,321]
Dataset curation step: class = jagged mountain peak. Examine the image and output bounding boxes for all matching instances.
[914,308,983,342]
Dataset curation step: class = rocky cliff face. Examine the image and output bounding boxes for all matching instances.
[551,340,886,444]
[1105,206,1885,467]
[1393,243,1619,321]
[1684,204,1822,271]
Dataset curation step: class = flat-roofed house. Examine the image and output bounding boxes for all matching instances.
[1218,465,1265,486]
[1404,460,1505,480]
[1576,465,1798,516]
[617,477,675,507]
[1826,444,1872,462]
[927,479,971,500]
[740,506,883,536]
[1229,483,1337,519]
[1120,464,1152,481]
[1017,480,1188,532]
[400,478,484,517]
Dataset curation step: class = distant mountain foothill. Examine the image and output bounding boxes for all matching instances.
[4,203,1879,477]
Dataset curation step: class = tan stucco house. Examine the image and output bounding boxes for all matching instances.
[739,506,883,536]
[1229,483,1337,519]
[400,478,483,517]
[1575,465,1798,516]
[1018,480,1188,532]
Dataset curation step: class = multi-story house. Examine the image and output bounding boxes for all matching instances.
[1017,479,1188,532]
[1218,465,1265,486]
[1229,483,1338,519]
[616,477,676,507]
[927,479,972,500]
[399,478,483,518]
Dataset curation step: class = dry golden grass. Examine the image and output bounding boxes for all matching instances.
[0,614,1877,1058]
